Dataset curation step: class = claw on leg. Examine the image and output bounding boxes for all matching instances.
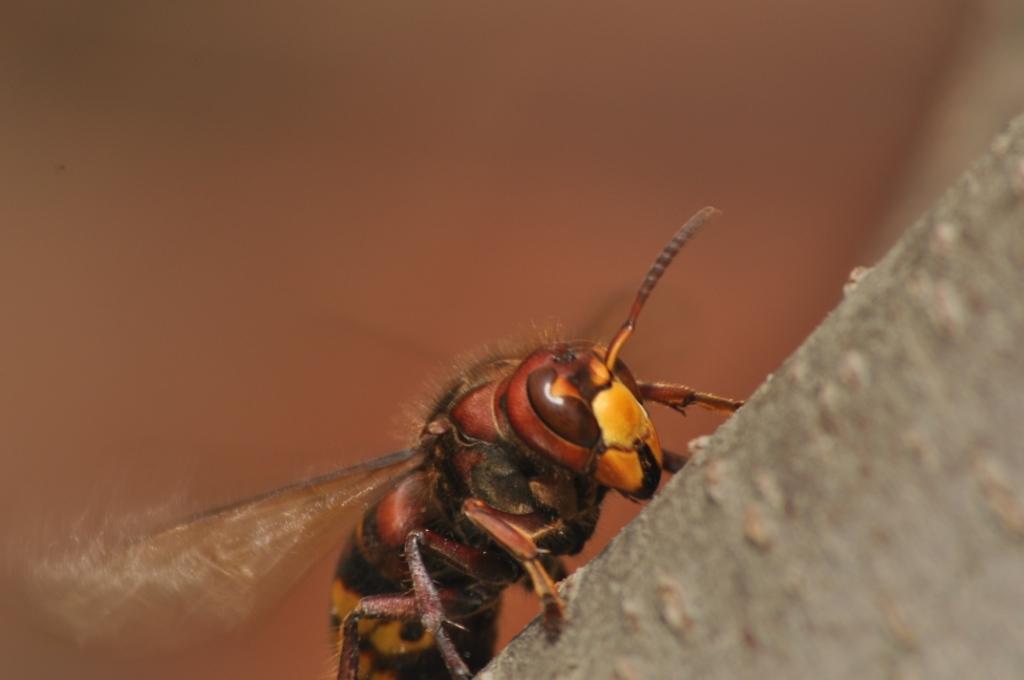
[639,381,744,415]
[462,498,567,638]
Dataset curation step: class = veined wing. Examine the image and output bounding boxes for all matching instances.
[28,448,426,651]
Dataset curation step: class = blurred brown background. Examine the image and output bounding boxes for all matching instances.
[2,1,1019,678]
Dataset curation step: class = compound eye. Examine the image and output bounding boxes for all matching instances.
[526,367,601,448]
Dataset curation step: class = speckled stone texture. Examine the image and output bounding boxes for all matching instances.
[483,113,1024,680]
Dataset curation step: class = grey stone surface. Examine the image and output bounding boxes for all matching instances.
[483,113,1024,680]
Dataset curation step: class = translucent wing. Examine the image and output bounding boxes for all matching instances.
[28,448,426,651]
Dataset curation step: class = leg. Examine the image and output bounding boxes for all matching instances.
[337,588,473,680]
[461,499,565,638]
[410,528,520,585]
[338,594,419,680]
[336,530,510,679]
[403,532,474,680]
[639,381,744,415]
[640,382,743,473]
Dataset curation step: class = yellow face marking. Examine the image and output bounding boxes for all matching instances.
[592,381,650,449]
[591,380,664,493]
[594,447,645,493]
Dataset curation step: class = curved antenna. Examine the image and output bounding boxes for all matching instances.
[604,206,721,369]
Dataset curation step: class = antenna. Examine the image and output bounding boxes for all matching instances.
[604,206,720,369]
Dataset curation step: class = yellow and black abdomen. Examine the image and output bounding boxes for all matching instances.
[330,473,500,680]
[330,544,441,680]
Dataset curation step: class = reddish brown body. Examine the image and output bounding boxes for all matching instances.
[40,210,741,680]
[331,345,609,678]
[329,208,744,680]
